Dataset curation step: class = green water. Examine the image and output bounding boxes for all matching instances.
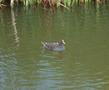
[0,5,109,90]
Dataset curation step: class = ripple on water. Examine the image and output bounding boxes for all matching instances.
[0,49,18,90]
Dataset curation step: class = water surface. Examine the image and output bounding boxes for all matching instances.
[0,5,109,90]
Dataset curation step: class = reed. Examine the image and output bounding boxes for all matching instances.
[0,0,108,8]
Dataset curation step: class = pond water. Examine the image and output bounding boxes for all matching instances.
[0,4,109,90]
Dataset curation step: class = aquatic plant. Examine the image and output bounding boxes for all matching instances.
[0,0,108,8]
